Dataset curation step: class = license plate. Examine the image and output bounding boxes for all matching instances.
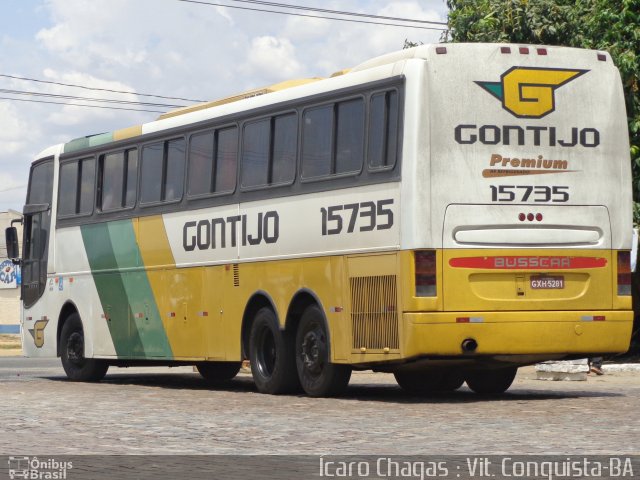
[530,276,564,289]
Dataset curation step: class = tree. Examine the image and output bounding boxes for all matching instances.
[445,0,640,221]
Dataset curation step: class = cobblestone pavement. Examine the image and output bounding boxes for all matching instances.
[1,357,639,456]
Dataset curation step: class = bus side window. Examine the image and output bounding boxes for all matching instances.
[124,149,138,207]
[215,127,238,193]
[100,149,137,211]
[271,113,296,184]
[188,127,238,197]
[242,119,270,188]
[188,131,215,196]
[141,142,163,203]
[165,139,185,201]
[100,152,125,211]
[78,158,95,215]
[302,98,364,179]
[58,162,79,216]
[141,138,185,204]
[241,114,296,189]
[58,157,94,216]
[335,99,364,175]
[368,90,399,171]
[302,105,333,178]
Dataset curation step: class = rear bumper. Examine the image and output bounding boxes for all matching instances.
[403,310,633,358]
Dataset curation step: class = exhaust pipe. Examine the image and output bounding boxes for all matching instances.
[461,338,478,353]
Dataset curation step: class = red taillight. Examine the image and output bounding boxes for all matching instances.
[618,251,631,295]
[415,250,436,297]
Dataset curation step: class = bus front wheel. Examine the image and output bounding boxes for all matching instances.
[60,313,108,382]
[296,305,351,397]
[465,367,517,395]
[249,307,299,394]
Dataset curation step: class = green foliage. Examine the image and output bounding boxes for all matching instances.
[403,39,423,49]
[445,0,640,223]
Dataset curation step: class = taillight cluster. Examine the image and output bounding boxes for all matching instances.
[617,251,631,296]
[415,250,436,297]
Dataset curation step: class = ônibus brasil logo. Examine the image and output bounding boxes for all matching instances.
[475,66,588,118]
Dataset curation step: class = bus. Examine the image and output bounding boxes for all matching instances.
[6,43,633,396]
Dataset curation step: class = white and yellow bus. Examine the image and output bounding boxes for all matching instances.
[7,43,634,396]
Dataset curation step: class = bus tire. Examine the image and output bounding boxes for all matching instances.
[249,307,299,394]
[394,369,449,395]
[196,362,241,382]
[60,313,108,382]
[296,305,351,397]
[439,369,465,392]
[465,367,517,395]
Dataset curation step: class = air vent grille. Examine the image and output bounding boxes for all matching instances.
[350,275,399,351]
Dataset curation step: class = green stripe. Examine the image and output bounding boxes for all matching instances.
[81,221,173,359]
[64,132,113,154]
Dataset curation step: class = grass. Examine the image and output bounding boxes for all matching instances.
[0,334,21,349]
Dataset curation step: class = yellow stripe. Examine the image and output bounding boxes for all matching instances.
[113,125,142,141]
[137,215,175,267]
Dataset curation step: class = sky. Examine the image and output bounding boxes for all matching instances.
[0,0,448,211]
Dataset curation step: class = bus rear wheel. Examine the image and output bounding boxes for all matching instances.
[196,362,241,382]
[295,305,351,397]
[249,307,299,394]
[465,367,518,395]
[60,313,108,382]
[394,368,463,394]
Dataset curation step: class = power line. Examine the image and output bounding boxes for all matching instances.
[176,0,448,30]
[0,88,186,108]
[0,185,27,194]
[0,96,165,114]
[0,74,206,103]
[227,0,448,26]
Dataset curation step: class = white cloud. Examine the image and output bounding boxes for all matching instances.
[40,69,147,127]
[0,103,33,155]
[281,1,446,76]
[0,0,448,210]
[242,36,304,82]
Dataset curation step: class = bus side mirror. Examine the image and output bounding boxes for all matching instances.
[5,227,19,261]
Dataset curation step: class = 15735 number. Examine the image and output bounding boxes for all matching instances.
[490,185,569,203]
[321,199,394,235]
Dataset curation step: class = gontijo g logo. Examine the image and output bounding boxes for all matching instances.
[476,67,588,118]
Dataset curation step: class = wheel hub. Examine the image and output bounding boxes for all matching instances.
[67,332,84,365]
[258,329,276,376]
[301,330,324,375]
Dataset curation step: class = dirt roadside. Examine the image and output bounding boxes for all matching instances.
[0,334,21,356]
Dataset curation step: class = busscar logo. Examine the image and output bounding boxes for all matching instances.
[28,318,49,348]
[476,66,588,118]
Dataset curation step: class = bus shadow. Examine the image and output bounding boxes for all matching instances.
[45,372,624,404]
